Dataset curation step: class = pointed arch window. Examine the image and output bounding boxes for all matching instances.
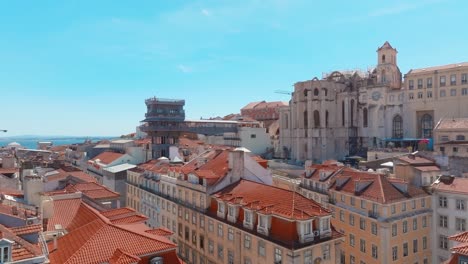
[313,88,319,96]
[392,115,403,139]
[303,110,308,129]
[363,108,368,128]
[382,55,386,63]
[314,110,320,128]
[421,114,433,138]
[325,111,329,128]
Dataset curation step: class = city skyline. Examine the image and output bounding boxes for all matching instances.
[1,0,467,136]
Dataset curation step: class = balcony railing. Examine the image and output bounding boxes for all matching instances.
[145,97,185,105]
[368,210,379,219]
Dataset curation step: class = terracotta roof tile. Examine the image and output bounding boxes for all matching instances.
[413,166,440,172]
[10,224,42,236]
[214,180,330,220]
[109,248,141,264]
[67,182,120,200]
[397,155,434,165]
[433,177,468,195]
[145,227,173,237]
[0,224,43,261]
[449,231,468,243]
[92,152,124,165]
[452,242,468,255]
[47,198,83,231]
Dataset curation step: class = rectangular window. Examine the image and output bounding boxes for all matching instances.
[440,235,448,250]
[392,224,397,236]
[304,250,312,264]
[392,246,398,261]
[457,200,466,210]
[371,222,378,235]
[350,234,355,247]
[451,89,457,96]
[360,218,366,230]
[200,235,204,249]
[439,215,448,228]
[427,91,432,98]
[462,73,467,84]
[228,228,234,241]
[422,216,427,227]
[440,76,446,86]
[411,200,416,209]
[454,147,459,152]
[463,88,468,95]
[440,90,446,97]
[228,250,234,264]
[350,197,355,206]
[208,240,214,254]
[192,230,197,245]
[418,92,423,99]
[456,218,466,231]
[451,74,457,85]
[403,220,408,233]
[349,214,355,226]
[403,242,408,257]
[402,202,406,211]
[274,248,282,264]
[258,240,266,257]
[360,239,366,253]
[418,79,423,89]
[391,205,396,214]
[412,217,417,230]
[423,236,427,249]
[217,244,224,260]
[409,80,414,90]
[340,210,344,222]
[360,200,366,209]
[372,244,378,259]
[427,77,433,88]
[409,93,414,100]
[413,239,418,253]
[217,224,223,237]
[208,220,213,232]
[421,198,426,208]
[244,235,251,249]
[350,255,355,264]
[439,196,448,208]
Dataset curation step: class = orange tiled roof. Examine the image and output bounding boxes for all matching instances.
[48,200,180,264]
[450,231,468,243]
[214,180,330,220]
[92,152,124,165]
[67,182,120,200]
[332,169,428,203]
[452,242,468,255]
[194,150,230,185]
[145,227,173,237]
[109,248,141,264]
[433,177,468,195]
[0,224,43,261]
[47,198,82,231]
[10,224,42,236]
[101,207,148,224]
[397,155,434,165]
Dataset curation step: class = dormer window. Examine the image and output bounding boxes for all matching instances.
[257,214,270,235]
[227,205,238,223]
[243,209,254,229]
[320,217,331,232]
[217,201,226,218]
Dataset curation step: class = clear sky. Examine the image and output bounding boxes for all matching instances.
[1,0,467,136]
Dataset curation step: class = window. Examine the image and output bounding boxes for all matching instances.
[244,235,251,249]
[200,235,205,249]
[360,199,366,209]
[392,246,398,261]
[349,214,355,226]
[422,216,427,227]
[423,236,427,249]
[440,89,446,97]
[217,224,223,237]
[421,198,426,208]
[342,101,345,126]
[360,239,366,253]
[439,196,448,208]
[259,215,268,228]
[185,226,189,240]
[463,88,468,95]
[418,79,423,89]
[391,204,396,214]
[427,90,432,98]
[193,212,197,224]
[413,218,418,230]
[200,215,205,228]
[421,114,433,138]
[314,88,319,96]
[360,218,366,230]
[217,244,224,260]
[457,135,466,141]
[350,234,355,247]
[208,220,213,232]
[313,110,320,128]
[440,76,446,86]
[228,250,234,264]
[303,110,308,129]
[392,224,397,236]
[350,255,355,264]
[440,235,448,250]
[371,222,378,235]
[228,228,234,241]
[340,210,344,222]
[208,239,214,254]
[274,248,282,264]
[304,250,312,264]
[456,218,466,231]
[409,80,414,90]
[403,220,408,233]
[402,202,406,212]
[413,239,418,253]
[457,199,466,210]
[393,115,403,138]
[350,197,355,206]
[451,74,457,85]
[258,240,266,257]
[325,110,329,128]
[2,247,9,263]
[451,89,457,96]
[454,147,459,152]
[250,134,256,138]
[363,108,368,128]
[372,244,378,259]
[409,93,414,100]
[462,73,467,84]
[439,215,448,228]
[417,92,423,98]
[192,230,197,245]
[403,242,408,257]
[427,77,433,88]
[244,257,252,264]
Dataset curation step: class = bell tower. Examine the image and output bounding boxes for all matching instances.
[376,41,402,89]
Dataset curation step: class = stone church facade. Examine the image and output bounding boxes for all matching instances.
[279,42,468,163]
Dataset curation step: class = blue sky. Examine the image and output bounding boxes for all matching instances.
[1,0,466,136]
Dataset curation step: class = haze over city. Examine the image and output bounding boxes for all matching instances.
[1,0,467,136]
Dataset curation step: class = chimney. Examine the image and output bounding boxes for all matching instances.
[52,234,58,251]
